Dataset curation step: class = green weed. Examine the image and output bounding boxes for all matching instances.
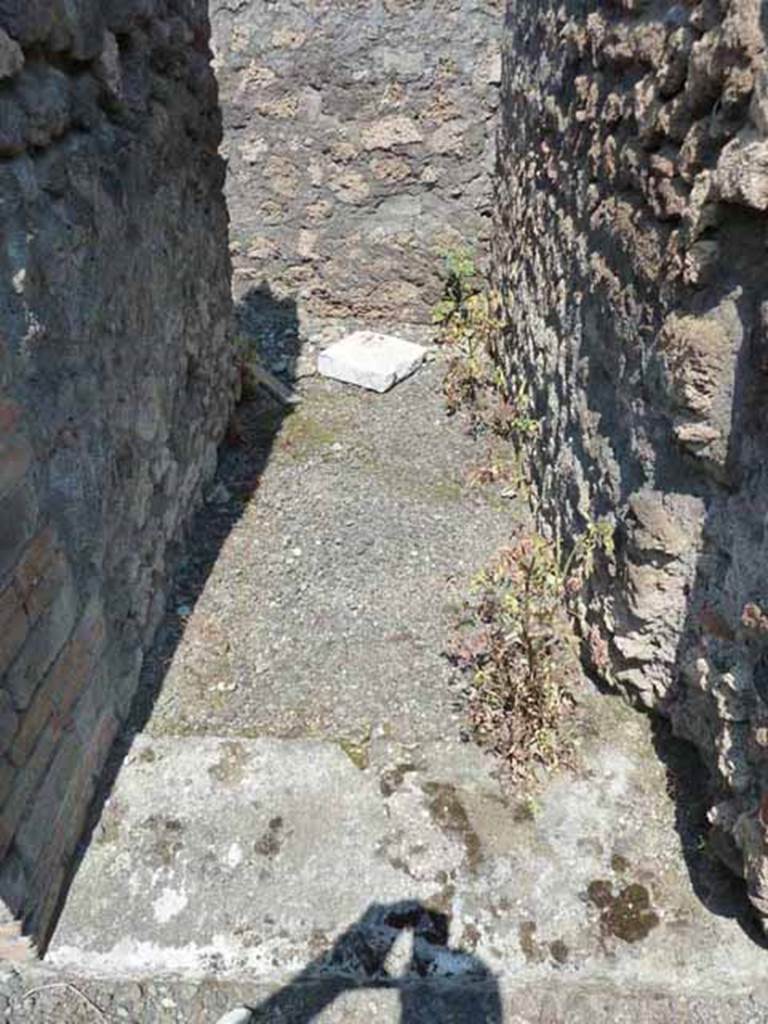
[434,248,538,443]
[448,523,613,778]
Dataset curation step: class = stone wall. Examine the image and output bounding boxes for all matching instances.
[211,0,502,330]
[0,0,235,954]
[493,0,768,923]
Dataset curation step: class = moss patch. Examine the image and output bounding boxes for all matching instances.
[587,878,660,943]
[422,781,482,872]
[339,724,372,770]
[278,410,340,458]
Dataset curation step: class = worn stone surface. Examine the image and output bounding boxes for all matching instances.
[317,332,426,393]
[0,0,235,951]
[492,0,768,924]
[47,716,768,989]
[34,358,768,1021]
[211,0,502,327]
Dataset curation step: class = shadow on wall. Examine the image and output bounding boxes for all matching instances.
[654,203,768,948]
[575,200,768,948]
[649,718,768,949]
[44,283,302,952]
[221,900,502,1024]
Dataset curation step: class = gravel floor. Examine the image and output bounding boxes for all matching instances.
[137,358,518,745]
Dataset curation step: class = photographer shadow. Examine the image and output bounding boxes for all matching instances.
[227,901,502,1024]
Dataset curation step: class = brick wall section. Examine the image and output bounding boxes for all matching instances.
[493,1,768,922]
[211,0,503,329]
[0,0,235,953]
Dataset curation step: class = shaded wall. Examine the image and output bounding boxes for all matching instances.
[0,0,235,953]
[493,0,768,922]
[211,0,502,328]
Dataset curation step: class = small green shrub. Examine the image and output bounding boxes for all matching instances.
[448,523,613,777]
[434,247,538,443]
[433,246,480,326]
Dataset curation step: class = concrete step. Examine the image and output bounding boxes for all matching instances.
[45,716,768,997]
[47,732,523,980]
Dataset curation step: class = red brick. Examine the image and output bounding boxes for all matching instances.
[19,707,118,907]
[83,709,119,778]
[0,730,56,860]
[0,483,38,581]
[0,435,32,501]
[9,601,105,767]
[14,526,59,595]
[54,602,106,722]
[0,400,22,435]
[0,816,13,863]
[0,758,15,806]
[9,686,55,770]
[14,526,70,624]
[29,863,65,949]
[5,581,78,710]
[19,729,95,876]
[0,694,18,759]
[0,582,29,673]
[0,931,35,963]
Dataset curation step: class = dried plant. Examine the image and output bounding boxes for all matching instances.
[448,523,613,777]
